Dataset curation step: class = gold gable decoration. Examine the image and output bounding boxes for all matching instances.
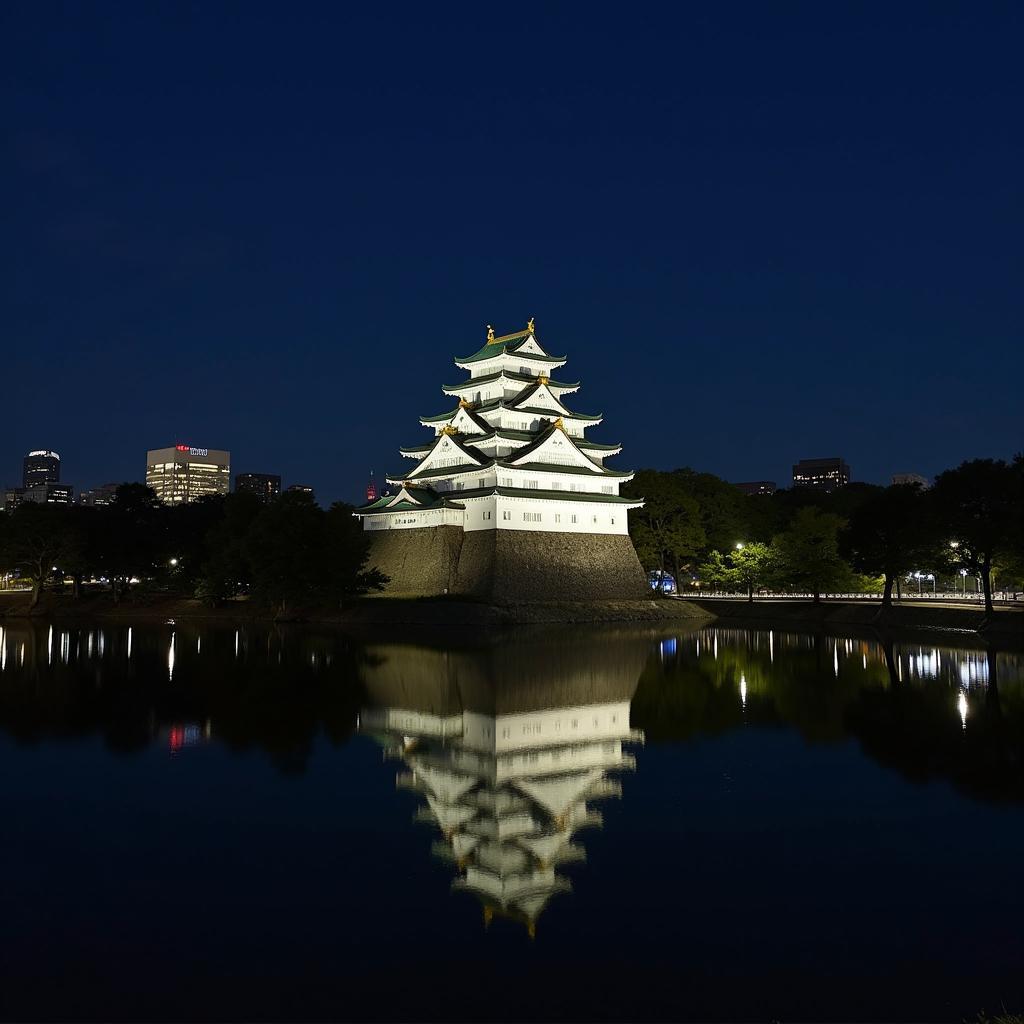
[537,373,549,386]
[553,417,565,431]
[458,397,472,409]
[441,424,460,436]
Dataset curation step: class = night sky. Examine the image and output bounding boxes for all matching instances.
[3,3,1021,504]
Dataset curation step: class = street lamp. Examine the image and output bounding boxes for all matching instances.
[169,558,179,567]
[735,542,744,550]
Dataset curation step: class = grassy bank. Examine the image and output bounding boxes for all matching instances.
[0,589,713,627]
[691,598,1023,644]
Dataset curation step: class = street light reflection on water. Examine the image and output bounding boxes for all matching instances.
[0,620,1021,1022]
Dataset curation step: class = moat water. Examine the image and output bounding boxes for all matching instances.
[0,621,1022,1022]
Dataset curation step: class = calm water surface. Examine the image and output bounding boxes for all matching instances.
[0,621,1022,1022]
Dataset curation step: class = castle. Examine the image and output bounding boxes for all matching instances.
[355,320,648,602]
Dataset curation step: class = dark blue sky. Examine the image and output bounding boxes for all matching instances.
[3,2,1021,503]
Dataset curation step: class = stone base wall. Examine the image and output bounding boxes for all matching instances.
[366,528,649,603]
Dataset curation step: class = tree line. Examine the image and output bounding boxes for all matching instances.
[622,457,1024,614]
[0,484,385,617]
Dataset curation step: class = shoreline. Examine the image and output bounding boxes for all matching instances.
[0,591,712,627]
[2,591,1020,645]
[689,598,1023,647]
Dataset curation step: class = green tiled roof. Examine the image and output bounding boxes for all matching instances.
[421,401,601,423]
[441,369,580,393]
[454,333,566,364]
[355,484,466,515]
[391,459,496,482]
[442,485,642,505]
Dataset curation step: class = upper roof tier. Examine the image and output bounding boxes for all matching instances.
[455,325,566,367]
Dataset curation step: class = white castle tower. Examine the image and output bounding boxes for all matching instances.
[355,319,649,601]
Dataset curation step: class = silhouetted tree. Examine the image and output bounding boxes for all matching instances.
[773,507,850,602]
[930,459,1024,615]
[843,484,937,614]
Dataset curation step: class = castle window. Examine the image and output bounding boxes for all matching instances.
[523,512,542,523]
[554,514,561,524]
[502,511,511,520]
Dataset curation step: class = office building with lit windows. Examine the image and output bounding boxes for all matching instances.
[23,450,61,489]
[145,445,230,504]
[734,480,777,496]
[791,457,850,493]
[235,472,281,503]
[23,483,74,505]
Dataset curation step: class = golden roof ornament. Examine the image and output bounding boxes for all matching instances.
[486,324,495,343]
[538,373,549,386]
[553,417,565,431]
[441,424,459,435]
[527,316,535,333]
[458,397,472,409]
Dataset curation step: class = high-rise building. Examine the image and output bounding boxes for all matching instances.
[235,472,282,503]
[145,445,230,504]
[891,473,929,488]
[366,471,378,502]
[23,450,61,489]
[792,457,850,493]
[286,483,314,498]
[22,483,74,505]
[79,483,120,507]
[734,480,777,496]
[1,488,25,511]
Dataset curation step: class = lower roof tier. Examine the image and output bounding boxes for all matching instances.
[356,483,643,515]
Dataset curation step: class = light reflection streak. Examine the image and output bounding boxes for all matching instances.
[47,625,53,665]
[958,691,968,729]
[127,627,133,660]
[739,673,747,708]
[168,632,176,681]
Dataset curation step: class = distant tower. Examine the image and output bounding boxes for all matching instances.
[23,450,61,489]
[366,470,378,503]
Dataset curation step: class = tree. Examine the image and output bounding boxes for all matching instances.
[843,484,937,614]
[324,502,388,600]
[245,492,329,618]
[100,484,164,602]
[773,507,850,602]
[0,504,75,609]
[243,492,386,619]
[730,542,775,602]
[929,459,1024,615]
[624,470,706,583]
[698,542,775,601]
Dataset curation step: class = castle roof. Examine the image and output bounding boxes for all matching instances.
[441,369,580,394]
[454,330,566,366]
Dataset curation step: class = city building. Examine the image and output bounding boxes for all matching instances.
[734,480,777,496]
[366,470,378,503]
[1,488,25,511]
[22,483,74,504]
[792,457,850,492]
[286,483,315,497]
[235,472,282,503]
[23,450,61,489]
[354,319,647,600]
[891,473,929,488]
[79,484,119,507]
[145,444,230,504]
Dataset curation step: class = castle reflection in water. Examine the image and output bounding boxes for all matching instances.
[357,631,651,933]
